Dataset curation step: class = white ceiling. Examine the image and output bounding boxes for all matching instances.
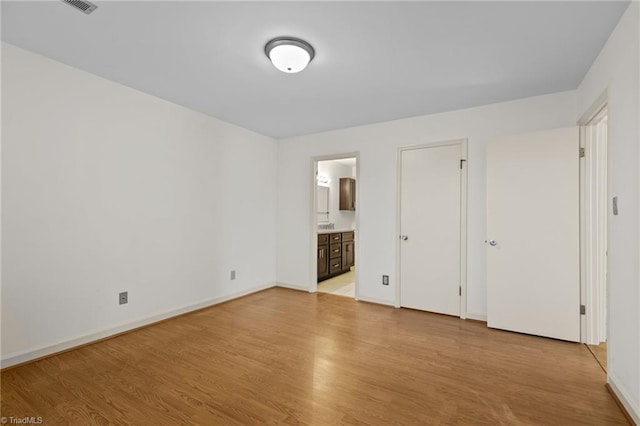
[1,1,630,139]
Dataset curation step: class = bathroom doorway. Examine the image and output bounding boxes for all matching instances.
[312,154,358,298]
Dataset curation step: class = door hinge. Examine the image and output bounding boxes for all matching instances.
[580,305,586,315]
[459,286,462,296]
[579,147,585,158]
[460,159,466,169]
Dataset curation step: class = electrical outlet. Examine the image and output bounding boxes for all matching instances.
[230,270,236,280]
[382,275,389,285]
[119,291,128,305]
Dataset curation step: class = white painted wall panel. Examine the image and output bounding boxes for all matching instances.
[277,91,577,315]
[1,43,278,364]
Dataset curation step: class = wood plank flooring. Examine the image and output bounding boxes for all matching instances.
[0,288,627,425]
[588,342,608,372]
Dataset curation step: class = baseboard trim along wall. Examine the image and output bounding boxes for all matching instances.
[465,313,488,322]
[607,375,640,425]
[275,284,397,309]
[276,282,311,292]
[0,282,276,370]
[356,295,396,307]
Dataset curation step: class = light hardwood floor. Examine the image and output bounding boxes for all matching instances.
[588,342,608,372]
[0,288,627,425]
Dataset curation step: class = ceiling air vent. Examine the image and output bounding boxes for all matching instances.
[61,0,98,15]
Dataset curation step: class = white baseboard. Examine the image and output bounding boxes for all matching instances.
[465,312,487,322]
[276,282,311,292]
[609,374,640,424]
[1,282,276,369]
[356,295,395,307]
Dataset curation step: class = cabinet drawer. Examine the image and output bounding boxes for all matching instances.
[329,243,341,259]
[342,231,354,242]
[318,234,329,245]
[329,259,342,273]
[329,233,341,243]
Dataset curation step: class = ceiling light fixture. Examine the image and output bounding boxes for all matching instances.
[265,37,315,74]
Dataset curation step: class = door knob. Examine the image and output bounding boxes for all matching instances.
[488,240,497,246]
[400,235,409,241]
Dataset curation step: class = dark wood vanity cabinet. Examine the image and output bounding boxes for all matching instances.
[318,231,355,282]
[317,246,329,278]
[342,231,355,270]
[339,178,356,211]
[317,234,329,278]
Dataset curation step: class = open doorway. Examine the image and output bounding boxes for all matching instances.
[313,155,358,298]
[580,102,609,372]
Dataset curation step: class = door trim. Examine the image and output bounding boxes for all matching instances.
[395,139,468,318]
[578,93,609,346]
[310,152,360,299]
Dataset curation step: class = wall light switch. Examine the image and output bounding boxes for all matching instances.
[382,275,389,285]
[230,270,236,280]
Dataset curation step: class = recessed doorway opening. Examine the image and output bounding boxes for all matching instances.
[312,154,359,298]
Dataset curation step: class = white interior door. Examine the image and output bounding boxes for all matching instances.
[400,143,463,316]
[487,127,580,342]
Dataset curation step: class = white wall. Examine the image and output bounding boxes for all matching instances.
[576,3,640,420]
[277,91,577,312]
[317,160,355,231]
[1,43,278,366]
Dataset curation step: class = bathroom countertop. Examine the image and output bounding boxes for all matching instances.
[317,229,355,234]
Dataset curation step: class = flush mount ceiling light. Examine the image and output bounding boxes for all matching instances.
[265,37,315,74]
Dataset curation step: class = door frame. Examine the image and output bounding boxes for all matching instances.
[394,139,468,318]
[310,152,360,298]
[578,91,610,345]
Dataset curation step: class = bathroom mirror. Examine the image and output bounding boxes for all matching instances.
[317,186,330,223]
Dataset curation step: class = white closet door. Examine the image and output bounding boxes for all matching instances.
[487,127,580,341]
[400,143,462,316]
